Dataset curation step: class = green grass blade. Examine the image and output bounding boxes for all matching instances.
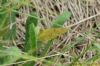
[0,8,16,40]
[3,12,16,40]
[0,8,8,29]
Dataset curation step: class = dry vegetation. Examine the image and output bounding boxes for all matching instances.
[0,0,100,66]
[17,0,100,45]
[17,0,100,62]
[15,0,100,65]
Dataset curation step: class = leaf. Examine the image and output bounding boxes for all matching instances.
[25,23,37,54]
[38,28,68,42]
[51,11,71,28]
[24,12,38,54]
[0,46,22,66]
[24,11,38,66]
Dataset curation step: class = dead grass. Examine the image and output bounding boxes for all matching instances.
[16,0,100,65]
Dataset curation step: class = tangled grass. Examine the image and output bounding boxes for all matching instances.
[1,0,100,66]
[17,0,100,66]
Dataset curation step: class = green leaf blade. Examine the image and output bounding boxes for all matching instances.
[52,11,71,28]
[24,12,38,54]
